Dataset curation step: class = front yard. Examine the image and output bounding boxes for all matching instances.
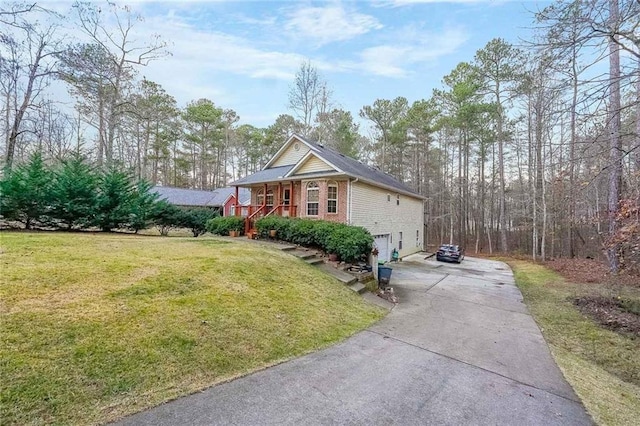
[0,232,384,424]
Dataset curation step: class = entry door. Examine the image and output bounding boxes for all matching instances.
[373,234,390,262]
[282,189,291,216]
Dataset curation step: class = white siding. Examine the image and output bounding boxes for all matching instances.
[295,156,335,175]
[350,181,423,259]
[271,142,310,167]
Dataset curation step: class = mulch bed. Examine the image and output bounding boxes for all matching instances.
[573,296,640,337]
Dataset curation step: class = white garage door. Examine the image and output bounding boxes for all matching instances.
[373,234,390,263]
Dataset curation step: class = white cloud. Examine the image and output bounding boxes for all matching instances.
[359,27,469,77]
[285,4,383,46]
[142,16,302,81]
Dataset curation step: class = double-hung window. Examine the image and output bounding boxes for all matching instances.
[327,181,338,214]
[306,182,319,216]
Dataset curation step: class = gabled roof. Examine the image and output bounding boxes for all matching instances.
[293,135,420,197]
[285,150,340,176]
[152,186,250,207]
[230,134,423,199]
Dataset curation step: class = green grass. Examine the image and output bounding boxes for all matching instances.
[0,232,385,425]
[509,260,640,426]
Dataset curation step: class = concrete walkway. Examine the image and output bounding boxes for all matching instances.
[116,255,592,425]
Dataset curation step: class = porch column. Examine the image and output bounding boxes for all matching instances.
[290,181,295,217]
[263,183,267,207]
[234,186,239,216]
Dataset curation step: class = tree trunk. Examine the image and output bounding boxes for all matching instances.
[495,83,508,252]
[606,0,622,273]
[568,36,579,258]
[5,42,45,172]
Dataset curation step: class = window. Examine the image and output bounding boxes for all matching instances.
[387,194,391,202]
[266,189,274,208]
[327,181,338,214]
[306,181,319,216]
[256,189,264,205]
[396,194,400,206]
[416,230,419,247]
[399,232,403,250]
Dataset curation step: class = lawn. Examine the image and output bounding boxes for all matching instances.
[509,260,640,426]
[0,232,385,425]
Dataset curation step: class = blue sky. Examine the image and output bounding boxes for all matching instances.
[58,1,552,129]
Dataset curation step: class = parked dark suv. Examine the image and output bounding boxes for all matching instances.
[436,244,464,263]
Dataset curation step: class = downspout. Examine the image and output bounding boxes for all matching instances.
[348,177,359,224]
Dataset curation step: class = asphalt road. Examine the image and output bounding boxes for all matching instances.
[116,255,592,425]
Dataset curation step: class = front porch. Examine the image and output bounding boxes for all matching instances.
[233,182,300,235]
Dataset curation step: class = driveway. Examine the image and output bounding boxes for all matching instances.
[117,255,592,425]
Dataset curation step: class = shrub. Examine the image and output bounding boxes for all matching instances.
[180,207,219,237]
[313,220,342,248]
[206,216,245,235]
[326,225,373,263]
[151,201,182,236]
[255,216,283,238]
[289,219,316,246]
[93,166,134,232]
[255,216,373,263]
[0,152,54,229]
[128,180,161,233]
[50,154,98,230]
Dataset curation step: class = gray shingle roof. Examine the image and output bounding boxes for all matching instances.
[152,186,250,207]
[209,187,251,205]
[297,135,421,198]
[230,165,294,186]
[229,135,423,199]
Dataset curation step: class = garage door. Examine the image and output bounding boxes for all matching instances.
[373,234,390,262]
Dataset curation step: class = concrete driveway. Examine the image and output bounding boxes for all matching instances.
[117,255,592,425]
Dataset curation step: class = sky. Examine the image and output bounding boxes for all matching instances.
[47,0,552,130]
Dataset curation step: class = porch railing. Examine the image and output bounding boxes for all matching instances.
[265,205,298,218]
[242,204,299,234]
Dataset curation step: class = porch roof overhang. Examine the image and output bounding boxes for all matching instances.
[230,165,294,187]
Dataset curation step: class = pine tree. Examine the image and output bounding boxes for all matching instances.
[50,154,98,229]
[94,166,134,231]
[128,180,160,233]
[0,152,53,229]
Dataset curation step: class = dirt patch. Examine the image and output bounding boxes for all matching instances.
[573,296,640,337]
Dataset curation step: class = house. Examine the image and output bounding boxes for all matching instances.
[230,134,425,262]
[152,186,250,216]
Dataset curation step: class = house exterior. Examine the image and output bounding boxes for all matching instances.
[231,134,425,261]
[152,186,250,216]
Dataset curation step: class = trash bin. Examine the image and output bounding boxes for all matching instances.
[378,266,393,288]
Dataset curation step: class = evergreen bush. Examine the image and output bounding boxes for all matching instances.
[151,201,182,236]
[180,207,219,237]
[206,216,245,235]
[50,154,98,230]
[128,180,161,233]
[0,152,54,229]
[255,216,373,263]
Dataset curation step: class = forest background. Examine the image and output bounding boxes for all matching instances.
[1,0,638,274]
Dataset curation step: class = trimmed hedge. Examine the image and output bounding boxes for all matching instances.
[255,216,373,263]
[206,216,245,235]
